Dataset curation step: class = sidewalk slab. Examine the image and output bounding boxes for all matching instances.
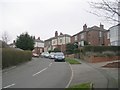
[70,62,107,88]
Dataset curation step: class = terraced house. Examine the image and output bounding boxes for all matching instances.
[44,31,71,52]
[71,24,110,47]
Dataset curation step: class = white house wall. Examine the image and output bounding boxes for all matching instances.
[66,36,71,44]
[52,36,71,46]
[110,25,120,46]
[35,42,44,48]
[52,39,57,45]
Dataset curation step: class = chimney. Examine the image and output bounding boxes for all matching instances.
[38,37,40,40]
[83,24,87,31]
[100,23,104,29]
[13,40,15,44]
[60,32,63,35]
[55,31,58,37]
[33,36,35,40]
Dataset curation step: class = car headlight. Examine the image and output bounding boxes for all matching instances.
[62,56,65,58]
[55,56,57,58]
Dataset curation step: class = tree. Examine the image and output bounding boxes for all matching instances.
[15,32,35,50]
[66,43,79,54]
[89,0,120,23]
[53,48,61,52]
[66,43,75,54]
[2,31,10,44]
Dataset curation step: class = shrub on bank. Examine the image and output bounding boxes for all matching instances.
[2,48,32,69]
[83,46,120,53]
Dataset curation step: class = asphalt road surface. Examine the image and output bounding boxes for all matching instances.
[2,57,72,88]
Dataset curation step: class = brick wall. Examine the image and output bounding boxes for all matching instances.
[84,55,120,63]
[104,31,110,46]
[87,30,100,45]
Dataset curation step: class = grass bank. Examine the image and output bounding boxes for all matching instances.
[65,58,81,64]
[66,82,92,90]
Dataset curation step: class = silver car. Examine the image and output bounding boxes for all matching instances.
[54,52,65,62]
[49,52,55,59]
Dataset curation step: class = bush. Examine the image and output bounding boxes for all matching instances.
[2,48,32,69]
[83,46,119,52]
[83,46,120,53]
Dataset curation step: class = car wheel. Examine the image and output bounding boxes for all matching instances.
[63,60,65,62]
[54,60,57,62]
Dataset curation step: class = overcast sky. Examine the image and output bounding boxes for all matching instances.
[0,0,117,44]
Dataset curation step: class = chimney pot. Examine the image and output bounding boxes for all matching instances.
[38,37,40,40]
[83,24,87,31]
[55,31,58,37]
[100,23,104,29]
[60,32,63,35]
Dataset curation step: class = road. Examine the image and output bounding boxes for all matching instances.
[2,57,72,88]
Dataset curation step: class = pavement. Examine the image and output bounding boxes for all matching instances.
[69,59,119,89]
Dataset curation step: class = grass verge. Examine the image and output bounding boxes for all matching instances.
[65,58,81,64]
[66,82,92,90]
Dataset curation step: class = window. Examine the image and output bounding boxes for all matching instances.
[107,32,110,39]
[81,33,84,39]
[75,35,77,41]
[60,39,62,43]
[99,31,102,37]
[53,40,55,44]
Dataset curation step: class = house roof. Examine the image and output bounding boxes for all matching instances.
[72,25,107,37]
[58,34,71,37]
[45,34,71,41]
[35,39,44,43]
[109,24,120,30]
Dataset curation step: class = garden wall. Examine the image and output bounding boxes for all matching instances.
[84,55,120,63]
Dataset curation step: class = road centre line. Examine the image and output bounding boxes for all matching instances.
[32,67,48,76]
[3,84,15,88]
[49,63,52,67]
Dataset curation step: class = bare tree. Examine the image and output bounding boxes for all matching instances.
[89,0,120,24]
[2,31,10,44]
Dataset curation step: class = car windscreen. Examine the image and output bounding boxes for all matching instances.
[55,53,64,56]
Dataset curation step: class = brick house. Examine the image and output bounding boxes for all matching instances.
[44,31,71,52]
[71,24,110,46]
[32,37,44,55]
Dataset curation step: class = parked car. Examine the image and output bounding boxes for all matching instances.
[43,52,50,58]
[54,52,65,62]
[32,53,39,57]
[49,52,55,59]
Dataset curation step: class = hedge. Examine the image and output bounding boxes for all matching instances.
[2,48,32,69]
[83,46,120,53]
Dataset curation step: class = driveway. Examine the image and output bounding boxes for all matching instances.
[2,57,72,88]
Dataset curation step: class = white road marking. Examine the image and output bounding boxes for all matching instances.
[65,63,74,88]
[49,63,52,67]
[3,84,15,88]
[32,67,48,76]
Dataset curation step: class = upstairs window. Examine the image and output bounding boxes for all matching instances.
[60,39,62,43]
[75,35,77,41]
[99,31,102,37]
[81,33,84,39]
